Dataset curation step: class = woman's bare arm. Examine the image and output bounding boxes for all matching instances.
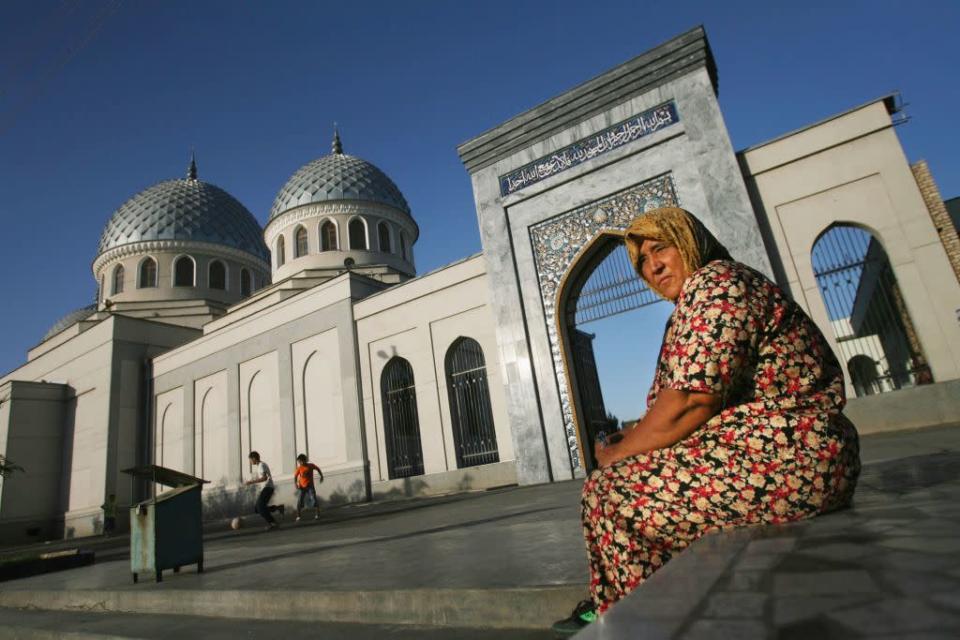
[595,389,721,467]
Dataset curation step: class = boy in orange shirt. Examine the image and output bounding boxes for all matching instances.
[294,453,324,521]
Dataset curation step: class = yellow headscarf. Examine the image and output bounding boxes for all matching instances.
[623,207,732,286]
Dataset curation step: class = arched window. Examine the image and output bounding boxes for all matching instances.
[275,236,286,268]
[111,264,125,295]
[320,220,338,251]
[295,226,308,258]
[349,218,367,250]
[174,256,195,287]
[240,268,251,297]
[380,357,424,479]
[138,257,157,288]
[400,232,408,260]
[812,224,932,396]
[445,337,499,468]
[209,260,226,290]
[378,221,391,253]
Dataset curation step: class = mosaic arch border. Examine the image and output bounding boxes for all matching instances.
[529,173,678,472]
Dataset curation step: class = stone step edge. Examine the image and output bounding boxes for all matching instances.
[0,585,587,630]
[0,626,127,640]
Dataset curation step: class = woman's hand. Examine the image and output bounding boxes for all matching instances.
[595,390,721,463]
[594,441,623,468]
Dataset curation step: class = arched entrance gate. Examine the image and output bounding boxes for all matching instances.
[530,174,678,472]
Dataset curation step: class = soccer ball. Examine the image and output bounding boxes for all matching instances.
[230,517,242,530]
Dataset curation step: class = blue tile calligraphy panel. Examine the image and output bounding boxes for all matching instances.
[499,102,679,197]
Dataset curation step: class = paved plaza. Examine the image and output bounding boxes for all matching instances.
[1,425,959,638]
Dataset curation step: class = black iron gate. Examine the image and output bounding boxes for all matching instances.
[563,239,666,467]
[446,338,500,468]
[381,357,425,479]
[812,225,932,396]
[567,241,663,327]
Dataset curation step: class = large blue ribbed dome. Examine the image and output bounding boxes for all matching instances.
[270,135,410,220]
[98,168,268,262]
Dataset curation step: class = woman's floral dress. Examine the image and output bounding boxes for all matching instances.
[582,260,861,612]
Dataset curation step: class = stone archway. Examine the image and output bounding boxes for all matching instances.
[529,174,678,471]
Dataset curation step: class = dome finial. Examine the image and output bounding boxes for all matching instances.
[187,150,198,180]
[332,124,343,155]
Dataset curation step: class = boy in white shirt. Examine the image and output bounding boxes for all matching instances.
[244,451,284,530]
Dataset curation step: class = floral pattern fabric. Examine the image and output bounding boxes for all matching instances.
[582,260,861,612]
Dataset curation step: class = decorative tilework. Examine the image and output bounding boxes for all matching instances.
[529,174,678,471]
[499,102,679,197]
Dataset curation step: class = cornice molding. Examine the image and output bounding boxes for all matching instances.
[93,240,270,276]
[264,201,419,244]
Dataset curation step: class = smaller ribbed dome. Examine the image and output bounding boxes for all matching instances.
[43,304,96,342]
[270,133,410,220]
[98,161,268,262]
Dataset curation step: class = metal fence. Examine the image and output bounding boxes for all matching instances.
[812,225,932,397]
[381,357,425,479]
[569,242,663,326]
[446,338,500,468]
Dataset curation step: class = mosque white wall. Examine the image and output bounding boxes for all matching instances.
[355,254,515,496]
[194,370,230,486]
[291,328,348,468]
[151,273,382,519]
[0,381,67,541]
[0,315,199,541]
[239,352,282,478]
[740,98,960,401]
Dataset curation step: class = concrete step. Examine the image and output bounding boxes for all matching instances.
[0,585,584,631]
[0,607,554,639]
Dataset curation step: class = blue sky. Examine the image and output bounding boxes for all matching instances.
[1,1,957,420]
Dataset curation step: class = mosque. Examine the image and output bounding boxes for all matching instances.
[2,27,959,541]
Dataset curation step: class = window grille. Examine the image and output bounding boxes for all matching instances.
[381,357,424,479]
[812,225,932,396]
[240,269,251,297]
[446,338,500,468]
[349,219,367,250]
[295,226,308,258]
[139,258,157,288]
[378,222,391,252]
[174,256,194,287]
[321,221,338,251]
[112,265,125,295]
[209,261,226,290]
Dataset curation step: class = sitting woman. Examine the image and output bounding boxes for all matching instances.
[553,207,861,636]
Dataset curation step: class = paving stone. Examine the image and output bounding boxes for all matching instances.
[772,594,876,626]
[795,542,878,561]
[772,571,879,596]
[725,571,766,592]
[679,619,770,640]
[736,554,784,571]
[702,591,767,618]
[859,550,957,573]
[826,597,960,635]
[879,536,960,555]
[927,591,960,612]
[744,537,797,555]
[878,570,960,595]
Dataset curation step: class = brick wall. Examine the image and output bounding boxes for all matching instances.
[912,160,960,285]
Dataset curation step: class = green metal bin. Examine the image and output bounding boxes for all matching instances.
[122,465,208,583]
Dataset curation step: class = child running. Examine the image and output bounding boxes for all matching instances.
[294,453,324,521]
[245,451,284,530]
